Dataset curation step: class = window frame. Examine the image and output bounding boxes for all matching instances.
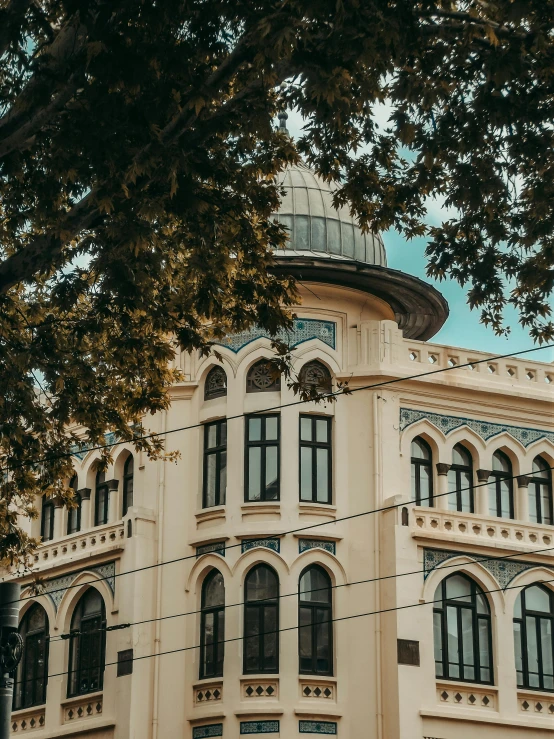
[298,565,333,676]
[299,415,332,505]
[489,450,514,519]
[433,573,493,685]
[94,470,109,526]
[40,498,55,542]
[514,585,554,692]
[122,455,134,516]
[447,444,474,513]
[243,564,279,675]
[13,604,49,710]
[199,570,225,679]
[66,475,81,536]
[529,457,553,525]
[244,414,280,502]
[67,588,107,698]
[203,419,227,508]
[410,437,433,506]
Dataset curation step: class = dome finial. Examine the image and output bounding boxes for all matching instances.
[278,110,289,135]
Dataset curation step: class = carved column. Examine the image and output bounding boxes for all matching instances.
[476,469,492,516]
[78,488,92,530]
[435,464,451,510]
[516,476,531,523]
[107,479,119,523]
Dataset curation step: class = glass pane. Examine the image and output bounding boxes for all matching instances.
[476,593,489,615]
[447,471,459,511]
[299,606,312,672]
[500,480,512,518]
[488,483,497,516]
[492,452,510,473]
[526,586,551,613]
[445,576,472,602]
[216,610,225,669]
[248,417,262,441]
[219,451,227,504]
[433,611,443,676]
[248,447,262,501]
[411,438,430,460]
[420,465,431,506]
[460,471,472,512]
[452,445,470,467]
[478,618,491,680]
[315,607,331,672]
[315,419,328,443]
[532,457,548,476]
[300,417,312,441]
[540,618,553,689]
[219,421,227,446]
[446,606,460,678]
[244,607,260,672]
[529,485,539,523]
[82,589,103,617]
[265,416,278,441]
[513,621,523,679]
[526,616,540,687]
[205,454,217,507]
[316,448,329,503]
[411,464,418,503]
[300,568,331,603]
[263,606,278,670]
[246,566,278,601]
[204,572,224,608]
[265,446,278,500]
[540,483,552,524]
[202,612,215,674]
[206,424,217,449]
[461,608,475,680]
[300,446,312,501]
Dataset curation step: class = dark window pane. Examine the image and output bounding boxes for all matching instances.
[265,447,278,500]
[526,616,539,687]
[244,607,260,672]
[205,455,217,507]
[316,448,329,503]
[248,447,262,501]
[300,447,312,501]
[433,611,443,676]
[219,452,227,504]
[299,607,312,672]
[315,608,331,672]
[263,607,278,670]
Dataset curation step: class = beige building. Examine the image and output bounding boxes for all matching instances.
[7,163,554,739]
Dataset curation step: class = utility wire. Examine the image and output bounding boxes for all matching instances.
[34,574,554,682]
[49,542,554,641]
[4,343,553,472]
[8,464,552,606]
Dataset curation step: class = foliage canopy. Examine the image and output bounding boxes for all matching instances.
[0,0,553,559]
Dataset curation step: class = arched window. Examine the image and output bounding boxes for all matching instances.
[204,366,227,400]
[489,451,514,518]
[299,565,333,675]
[433,573,492,684]
[41,498,54,542]
[13,604,49,710]
[244,565,279,674]
[299,361,332,397]
[94,470,109,526]
[122,455,134,516]
[411,437,433,506]
[67,475,81,535]
[529,457,553,525]
[200,570,225,678]
[67,588,106,697]
[246,359,281,393]
[447,445,474,513]
[514,584,554,691]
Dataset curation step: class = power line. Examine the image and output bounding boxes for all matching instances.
[5,343,553,472]
[49,542,554,641]
[35,574,554,682]
[9,464,552,606]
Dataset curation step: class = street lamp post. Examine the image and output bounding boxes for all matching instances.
[0,583,21,739]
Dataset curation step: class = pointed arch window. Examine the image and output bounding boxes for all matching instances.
[67,588,106,697]
[411,437,433,506]
[246,359,281,393]
[299,565,333,675]
[41,498,54,542]
[514,584,554,691]
[529,457,553,525]
[447,445,474,513]
[299,361,332,397]
[244,565,279,674]
[13,604,49,710]
[122,456,134,516]
[200,570,225,678]
[94,470,109,526]
[67,475,81,535]
[204,366,227,400]
[433,573,492,684]
[489,451,514,518]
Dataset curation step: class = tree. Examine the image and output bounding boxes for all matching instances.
[0,0,553,560]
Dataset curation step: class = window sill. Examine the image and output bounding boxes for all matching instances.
[298,503,337,519]
[195,507,226,526]
[62,690,104,708]
[241,502,281,521]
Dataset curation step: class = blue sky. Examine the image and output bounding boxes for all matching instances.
[284,111,553,364]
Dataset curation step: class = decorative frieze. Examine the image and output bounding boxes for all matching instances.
[300,680,336,700]
[193,724,223,739]
[194,682,223,704]
[63,697,103,723]
[11,711,45,732]
[299,721,337,735]
[196,541,226,558]
[242,679,278,700]
[400,408,554,448]
[437,684,496,710]
[241,538,280,554]
[518,693,554,715]
[240,720,280,734]
[217,318,336,353]
[298,539,336,556]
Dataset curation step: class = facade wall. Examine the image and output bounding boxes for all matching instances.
[7,283,554,739]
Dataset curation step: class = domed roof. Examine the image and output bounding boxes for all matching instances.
[273,162,386,266]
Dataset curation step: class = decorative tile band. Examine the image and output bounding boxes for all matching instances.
[196,541,226,558]
[216,318,336,353]
[399,408,554,448]
[193,724,223,739]
[423,548,554,589]
[39,561,116,610]
[299,721,337,735]
[240,720,280,734]
[299,539,336,556]
[71,431,118,460]
[241,538,280,554]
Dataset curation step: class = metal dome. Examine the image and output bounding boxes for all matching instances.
[273,162,386,266]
